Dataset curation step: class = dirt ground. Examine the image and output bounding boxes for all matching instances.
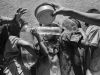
[0,0,100,26]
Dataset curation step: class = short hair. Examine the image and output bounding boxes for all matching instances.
[85,8,100,26]
[62,17,80,31]
[86,8,100,14]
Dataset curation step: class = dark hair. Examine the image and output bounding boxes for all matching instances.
[0,23,9,55]
[8,18,26,37]
[85,8,100,26]
[34,2,56,17]
[86,8,100,13]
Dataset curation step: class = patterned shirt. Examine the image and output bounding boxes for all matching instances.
[85,25,100,72]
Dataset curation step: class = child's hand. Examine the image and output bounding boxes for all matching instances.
[13,8,27,22]
[30,28,42,42]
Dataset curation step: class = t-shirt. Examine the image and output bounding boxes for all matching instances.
[86,25,100,46]
[85,25,100,72]
[36,41,61,75]
[36,55,61,75]
[59,30,82,75]
[4,39,19,61]
[4,37,37,69]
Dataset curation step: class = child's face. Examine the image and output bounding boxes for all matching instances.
[45,40,59,55]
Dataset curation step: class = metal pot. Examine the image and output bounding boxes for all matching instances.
[35,3,56,25]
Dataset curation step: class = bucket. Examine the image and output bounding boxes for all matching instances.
[35,3,55,25]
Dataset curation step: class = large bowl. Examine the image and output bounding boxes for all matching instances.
[35,3,55,25]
